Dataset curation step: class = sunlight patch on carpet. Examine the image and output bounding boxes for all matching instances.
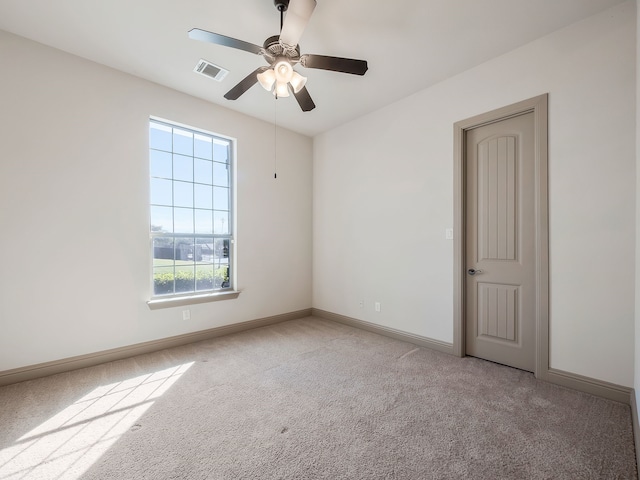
[0,362,193,480]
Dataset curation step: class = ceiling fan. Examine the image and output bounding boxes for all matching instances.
[188,0,369,112]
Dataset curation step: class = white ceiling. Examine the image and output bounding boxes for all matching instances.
[0,0,626,137]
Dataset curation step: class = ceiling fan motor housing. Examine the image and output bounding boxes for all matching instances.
[263,35,300,64]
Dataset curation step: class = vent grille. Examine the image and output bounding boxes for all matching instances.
[193,59,229,82]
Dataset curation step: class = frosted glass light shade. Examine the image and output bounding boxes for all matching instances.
[274,58,294,83]
[289,71,307,93]
[257,69,276,91]
[274,81,290,98]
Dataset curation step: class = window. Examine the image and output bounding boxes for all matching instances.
[149,119,233,298]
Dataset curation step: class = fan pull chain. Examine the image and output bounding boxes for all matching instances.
[274,95,278,179]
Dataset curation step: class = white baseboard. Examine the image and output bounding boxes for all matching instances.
[0,308,312,387]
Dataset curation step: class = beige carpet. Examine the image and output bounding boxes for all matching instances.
[0,317,636,479]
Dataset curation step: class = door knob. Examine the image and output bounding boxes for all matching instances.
[467,268,482,276]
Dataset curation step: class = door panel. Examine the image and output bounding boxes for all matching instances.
[477,283,518,342]
[478,135,517,261]
[465,112,535,372]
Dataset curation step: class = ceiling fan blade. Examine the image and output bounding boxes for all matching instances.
[300,54,368,75]
[188,28,262,55]
[293,86,316,112]
[279,0,317,48]
[224,67,268,100]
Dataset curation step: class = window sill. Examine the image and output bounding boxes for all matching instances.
[147,290,240,310]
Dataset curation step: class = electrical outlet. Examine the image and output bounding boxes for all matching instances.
[445,228,454,240]
[182,309,191,321]
[375,302,381,312]
[359,300,364,308]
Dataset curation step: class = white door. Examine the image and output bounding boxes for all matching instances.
[465,111,535,372]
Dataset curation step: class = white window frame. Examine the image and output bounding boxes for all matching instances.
[146,117,238,309]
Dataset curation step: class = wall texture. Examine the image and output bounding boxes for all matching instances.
[313,1,636,386]
[0,31,313,371]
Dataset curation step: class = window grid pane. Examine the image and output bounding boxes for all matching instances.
[150,119,233,297]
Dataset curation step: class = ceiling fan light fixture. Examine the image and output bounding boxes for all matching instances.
[257,69,276,91]
[290,71,307,93]
[274,57,294,83]
[274,80,290,97]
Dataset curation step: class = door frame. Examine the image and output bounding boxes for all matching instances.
[452,94,549,380]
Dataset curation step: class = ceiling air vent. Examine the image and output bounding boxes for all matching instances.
[193,59,229,82]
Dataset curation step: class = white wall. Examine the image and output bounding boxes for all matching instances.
[634,0,640,409]
[314,1,636,386]
[0,30,313,371]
